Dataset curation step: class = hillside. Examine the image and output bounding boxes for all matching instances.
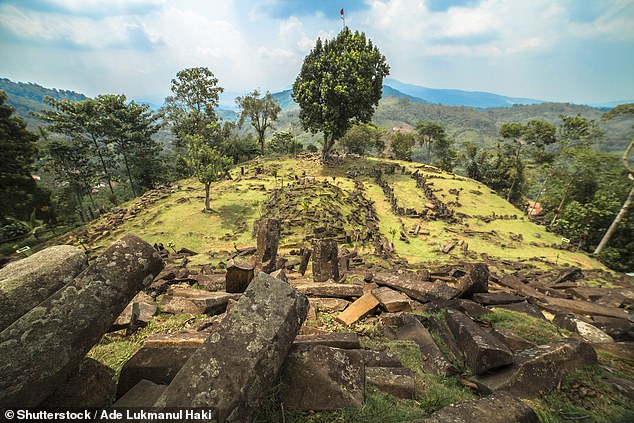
[58,155,604,272]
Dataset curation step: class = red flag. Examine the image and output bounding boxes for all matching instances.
[340,8,344,17]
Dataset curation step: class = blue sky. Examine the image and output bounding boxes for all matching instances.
[1,0,633,104]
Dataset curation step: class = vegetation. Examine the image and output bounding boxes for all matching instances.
[236,90,282,154]
[185,135,233,211]
[390,131,416,161]
[339,122,385,156]
[293,27,390,161]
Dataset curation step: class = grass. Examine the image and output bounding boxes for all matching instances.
[479,308,572,345]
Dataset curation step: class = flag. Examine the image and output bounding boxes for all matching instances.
[340,8,344,19]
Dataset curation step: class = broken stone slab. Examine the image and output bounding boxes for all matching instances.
[293,281,364,298]
[309,297,350,312]
[225,258,255,293]
[190,273,226,291]
[552,313,614,343]
[117,346,198,398]
[154,272,308,422]
[113,292,157,328]
[456,262,489,298]
[356,349,403,368]
[493,301,546,320]
[428,316,465,362]
[374,271,461,303]
[383,313,456,377]
[144,332,208,348]
[41,358,116,409]
[113,379,167,408]
[422,298,492,320]
[413,392,539,423]
[490,327,536,353]
[312,238,339,282]
[366,366,416,399]
[280,345,364,411]
[445,309,514,375]
[336,292,380,325]
[0,233,163,407]
[372,286,412,312]
[472,292,526,305]
[591,316,634,341]
[256,218,280,273]
[0,244,87,331]
[294,332,361,349]
[470,339,597,397]
[160,289,240,315]
[270,268,287,282]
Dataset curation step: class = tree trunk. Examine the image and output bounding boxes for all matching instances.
[75,190,86,223]
[321,133,335,162]
[506,142,523,201]
[90,135,114,195]
[259,131,265,155]
[205,183,211,210]
[122,151,137,198]
[551,179,574,226]
[594,182,634,255]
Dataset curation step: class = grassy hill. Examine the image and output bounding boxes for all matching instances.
[56,155,605,272]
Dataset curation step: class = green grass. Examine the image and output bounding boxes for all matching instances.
[479,308,571,345]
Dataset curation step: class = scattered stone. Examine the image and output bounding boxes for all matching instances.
[117,346,198,398]
[0,233,163,407]
[113,292,157,328]
[374,271,461,303]
[113,379,166,408]
[294,281,364,298]
[299,248,311,276]
[225,258,255,293]
[590,316,634,341]
[336,292,380,325]
[470,339,597,397]
[160,287,240,315]
[312,238,339,282]
[490,327,536,352]
[154,272,309,423]
[0,245,87,331]
[372,286,412,312]
[356,349,402,368]
[457,263,489,298]
[144,332,209,348]
[446,309,514,375]
[553,267,584,284]
[294,332,361,349]
[255,218,280,273]
[414,392,539,423]
[366,366,416,399]
[309,297,351,312]
[472,292,525,305]
[41,358,115,409]
[280,345,364,410]
[493,301,546,320]
[270,268,288,282]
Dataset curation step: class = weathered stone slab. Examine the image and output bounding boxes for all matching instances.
[356,349,402,368]
[553,313,614,343]
[113,379,166,408]
[374,271,461,303]
[256,218,280,273]
[493,301,546,320]
[422,298,491,320]
[366,366,416,399]
[144,332,208,348]
[160,289,240,315]
[309,297,350,312]
[446,309,513,375]
[383,313,456,376]
[414,392,539,423]
[372,286,412,312]
[0,233,163,407]
[113,291,157,328]
[0,245,87,331]
[472,292,525,305]
[312,238,339,282]
[294,282,363,298]
[456,262,489,298]
[294,332,361,349]
[225,258,255,293]
[591,316,634,341]
[336,292,380,325]
[154,272,308,422]
[280,345,364,410]
[270,268,287,282]
[117,346,198,398]
[490,328,536,353]
[470,339,597,397]
[41,358,115,408]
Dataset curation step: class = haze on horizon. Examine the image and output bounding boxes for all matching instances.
[1,0,633,105]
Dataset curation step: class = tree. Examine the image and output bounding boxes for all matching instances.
[390,131,416,161]
[236,90,281,154]
[416,122,446,163]
[37,96,116,196]
[185,135,233,211]
[0,91,52,225]
[268,130,302,155]
[99,94,160,197]
[339,122,385,156]
[292,27,389,162]
[216,122,259,164]
[433,133,456,172]
[163,67,223,145]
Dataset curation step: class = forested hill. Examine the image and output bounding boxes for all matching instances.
[0,78,87,128]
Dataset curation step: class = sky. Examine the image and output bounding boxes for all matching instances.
[1,0,633,105]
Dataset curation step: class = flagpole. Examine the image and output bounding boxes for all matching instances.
[340,8,345,29]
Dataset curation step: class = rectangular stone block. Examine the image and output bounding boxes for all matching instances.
[336,292,380,325]
[372,286,412,312]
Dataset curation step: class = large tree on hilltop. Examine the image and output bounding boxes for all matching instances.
[163,67,223,146]
[292,27,389,162]
[236,89,281,155]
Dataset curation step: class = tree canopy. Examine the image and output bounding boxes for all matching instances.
[236,90,281,154]
[292,27,389,161]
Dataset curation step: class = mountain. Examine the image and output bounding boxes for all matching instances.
[384,78,543,108]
